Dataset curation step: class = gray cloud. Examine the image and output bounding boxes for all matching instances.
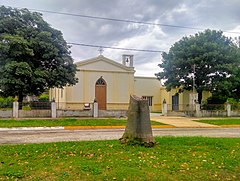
[1,0,240,76]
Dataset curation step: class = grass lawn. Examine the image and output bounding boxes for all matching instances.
[195,118,240,125]
[0,137,239,180]
[0,118,164,128]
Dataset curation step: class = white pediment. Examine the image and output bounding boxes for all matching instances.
[75,55,135,73]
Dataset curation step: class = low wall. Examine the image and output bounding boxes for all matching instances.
[19,110,51,118]
[0,110,12,118]
[200,110,227,117]
[196,110,240,117]
[57,110,93,117]
[230,111,240,117]
[56,109,127,118]
[99,110,127,118]
[171,110,240,117]
[0,109,127,118]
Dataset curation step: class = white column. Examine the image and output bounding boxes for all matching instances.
[93,102,98,118]
[195,103,202,117]
[51,102,57,118]
[162,101,167,116]
[13,102,19,118]
[226,103,231,117]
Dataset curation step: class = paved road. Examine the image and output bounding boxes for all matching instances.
[1,128,240,145]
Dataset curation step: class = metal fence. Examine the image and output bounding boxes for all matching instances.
[166,103,240,112]
[19,101,51,110]
[163,103,240,117]
[167,104,195,112]
[231,104,240,111]
[201,104,226,111]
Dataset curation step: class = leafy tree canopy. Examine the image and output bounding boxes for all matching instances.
[156,29,240,103]
[0,6,78,102]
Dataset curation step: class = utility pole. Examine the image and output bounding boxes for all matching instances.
[192,64,196,105]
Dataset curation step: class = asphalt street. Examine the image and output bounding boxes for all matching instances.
[0,128,240,145]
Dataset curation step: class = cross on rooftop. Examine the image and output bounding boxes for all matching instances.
[98,47,104,55]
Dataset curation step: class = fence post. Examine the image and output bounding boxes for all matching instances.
[51,101,57,118]
[93,100,98,118]
[226,103,231,117]
[195,103,202,117]
[162,99,167,116]
[13,102,19,118]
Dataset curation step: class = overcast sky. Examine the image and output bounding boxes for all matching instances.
[1,0,240,76]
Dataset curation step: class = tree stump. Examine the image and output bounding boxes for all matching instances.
[120,95,155,147]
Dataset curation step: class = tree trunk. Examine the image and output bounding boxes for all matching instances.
[197,90,202,104]
[120,95,155,147]
[18,93,24,110]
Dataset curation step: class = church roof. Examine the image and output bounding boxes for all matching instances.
[75,55,135,72]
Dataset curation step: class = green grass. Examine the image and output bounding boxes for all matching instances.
[0,137,239,180]
[195,118,240,125]
[0,118,164,128]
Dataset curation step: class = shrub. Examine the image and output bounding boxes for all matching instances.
[227,98,240,111]
[201,94,226,110]
[0,96,14,108]
[22,105,31,110]
[38,93,49,102]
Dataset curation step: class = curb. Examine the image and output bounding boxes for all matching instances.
[167,126,220,128]
[220,125,240,128]
[64,126,125,130]
[0,127,64,131]
[1,125,240,131]
[64,125,175,130]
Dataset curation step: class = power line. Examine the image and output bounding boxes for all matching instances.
[27,8,202,31]
[67,42,164,53]
[5,5,240,35]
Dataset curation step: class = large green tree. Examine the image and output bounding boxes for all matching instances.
[0,6,78,103]
[156,29,240,104]
[213,60,240,101]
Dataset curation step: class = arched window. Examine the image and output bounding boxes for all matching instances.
[96,76,106,85]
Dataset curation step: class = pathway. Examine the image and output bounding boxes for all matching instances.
[150,114,220,128]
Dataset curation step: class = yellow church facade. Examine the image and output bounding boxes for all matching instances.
[49,55,210,112]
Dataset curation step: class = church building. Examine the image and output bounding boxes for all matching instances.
[49,54,210,112]
[50,54,163,111]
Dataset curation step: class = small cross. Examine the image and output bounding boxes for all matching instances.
[98,47,104,55]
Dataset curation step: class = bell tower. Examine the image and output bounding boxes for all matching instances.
[122,54,134,67]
